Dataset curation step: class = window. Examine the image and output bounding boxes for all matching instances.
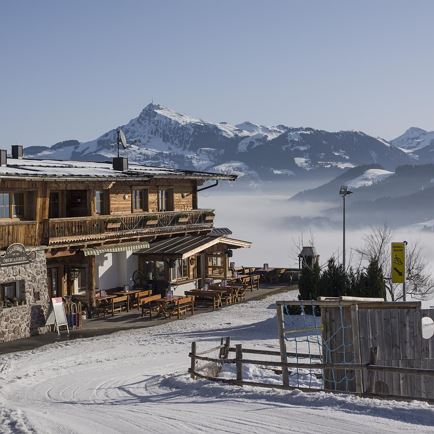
[47,268,60,298]
[0,280,26,307]
[49,192,60,218]
[158,188,173,212]
[12,192,24,218]
[95,190,107,215]
[154,261,166,280]
[207,254,225,277]
[0,192,29,219]
[132,188,148,212]
[171,258,189,281]
[77,268,87,292]
[0,193,10,218]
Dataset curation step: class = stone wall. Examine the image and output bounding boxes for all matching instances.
[0,249,49,343]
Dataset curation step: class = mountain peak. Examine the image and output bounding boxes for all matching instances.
[391,127,433,152]
[137,102,204,126]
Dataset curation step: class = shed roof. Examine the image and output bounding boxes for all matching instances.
[135,235,251,259]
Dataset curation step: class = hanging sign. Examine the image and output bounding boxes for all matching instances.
[391,242,405,283]
[0,244,35,267]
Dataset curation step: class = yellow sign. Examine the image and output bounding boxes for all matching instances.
[391,242,405,283]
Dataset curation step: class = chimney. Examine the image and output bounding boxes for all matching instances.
[113,157,128,171]
[0,150,7,166]
[11,145,23,159]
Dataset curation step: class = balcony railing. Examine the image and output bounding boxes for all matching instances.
[44,209,215,245]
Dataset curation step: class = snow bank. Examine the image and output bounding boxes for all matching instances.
[1,292,433,433]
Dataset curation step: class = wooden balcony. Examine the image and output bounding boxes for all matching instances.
[43,209,215,246]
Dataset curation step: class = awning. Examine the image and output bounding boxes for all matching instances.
[82,241,150,256]
[135,235,251,260]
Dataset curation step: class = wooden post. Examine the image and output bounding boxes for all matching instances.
[224,336,231,359]
[276,303,290,387]
[236,344,243,384]
[219,336,231,359]
[88,255,97,314]
[190,341,196,379]
[351,305,363,393]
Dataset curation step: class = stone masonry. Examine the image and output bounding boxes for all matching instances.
[0,249,49,343]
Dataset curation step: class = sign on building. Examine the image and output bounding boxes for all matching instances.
[0,243,35,267]
[391,242,406,283]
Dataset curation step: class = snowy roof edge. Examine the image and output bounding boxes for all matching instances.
[0,157,237,181]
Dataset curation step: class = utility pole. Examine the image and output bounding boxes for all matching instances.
[339,185,353,270]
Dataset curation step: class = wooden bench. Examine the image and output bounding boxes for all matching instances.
[172,296,195,319]
[236,286,246,302]
[108,295,128,316]
[185,290,222,310]
[250,274,260,291]
[141,294,162,318]
[134,289,153,310]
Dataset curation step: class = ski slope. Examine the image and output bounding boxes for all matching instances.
[1,292,433,434]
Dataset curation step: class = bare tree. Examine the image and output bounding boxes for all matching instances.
[356,225,434,301]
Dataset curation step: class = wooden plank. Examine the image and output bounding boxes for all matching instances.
[276,304,289,387]
[351,306,363,393]
[190,341,196,379]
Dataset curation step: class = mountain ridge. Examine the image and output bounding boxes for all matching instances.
[24,102,414,181]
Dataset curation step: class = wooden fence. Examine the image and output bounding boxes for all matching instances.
[277,300,434,401]
[189,312,434,402]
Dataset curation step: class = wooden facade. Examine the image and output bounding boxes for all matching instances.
[0,178,212,249]
[0,157,247,322]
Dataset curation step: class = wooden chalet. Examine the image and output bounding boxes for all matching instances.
[0,146,251,342]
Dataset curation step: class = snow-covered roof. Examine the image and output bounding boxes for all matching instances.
[0,158,237,181]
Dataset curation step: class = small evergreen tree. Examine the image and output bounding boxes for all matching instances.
[364,259,386,299]
[318,257,350,297]
[298,262,320,301]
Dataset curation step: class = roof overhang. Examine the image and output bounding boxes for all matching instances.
[82,241,150,256]
[135,235,251,260]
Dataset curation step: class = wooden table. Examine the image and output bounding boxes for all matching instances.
[185,290,222,310]
[112,290,142,311]
[152,296,193,319]
[227,274,260,291]
[208,285,241,305]
[94,295,117,318]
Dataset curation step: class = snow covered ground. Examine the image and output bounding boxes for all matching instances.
[1,292,434,434]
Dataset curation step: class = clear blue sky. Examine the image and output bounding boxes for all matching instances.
[1,0,434,147]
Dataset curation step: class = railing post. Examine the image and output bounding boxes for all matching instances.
[190,341,196,379]
[276,303,290,387]
[236,344,243,384]
[219,336,231,359]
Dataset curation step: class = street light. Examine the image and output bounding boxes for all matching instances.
[339,185,353,270]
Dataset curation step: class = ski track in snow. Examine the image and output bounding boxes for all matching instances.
[1,292,434,434]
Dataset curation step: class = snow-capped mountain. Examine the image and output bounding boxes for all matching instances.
[390,127,434,153]
[25,103,413,181]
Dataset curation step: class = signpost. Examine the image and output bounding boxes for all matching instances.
[391,242,406,301]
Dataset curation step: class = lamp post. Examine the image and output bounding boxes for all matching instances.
[339,185,353,270]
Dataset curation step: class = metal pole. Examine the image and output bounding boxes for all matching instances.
[343,194,346,270]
